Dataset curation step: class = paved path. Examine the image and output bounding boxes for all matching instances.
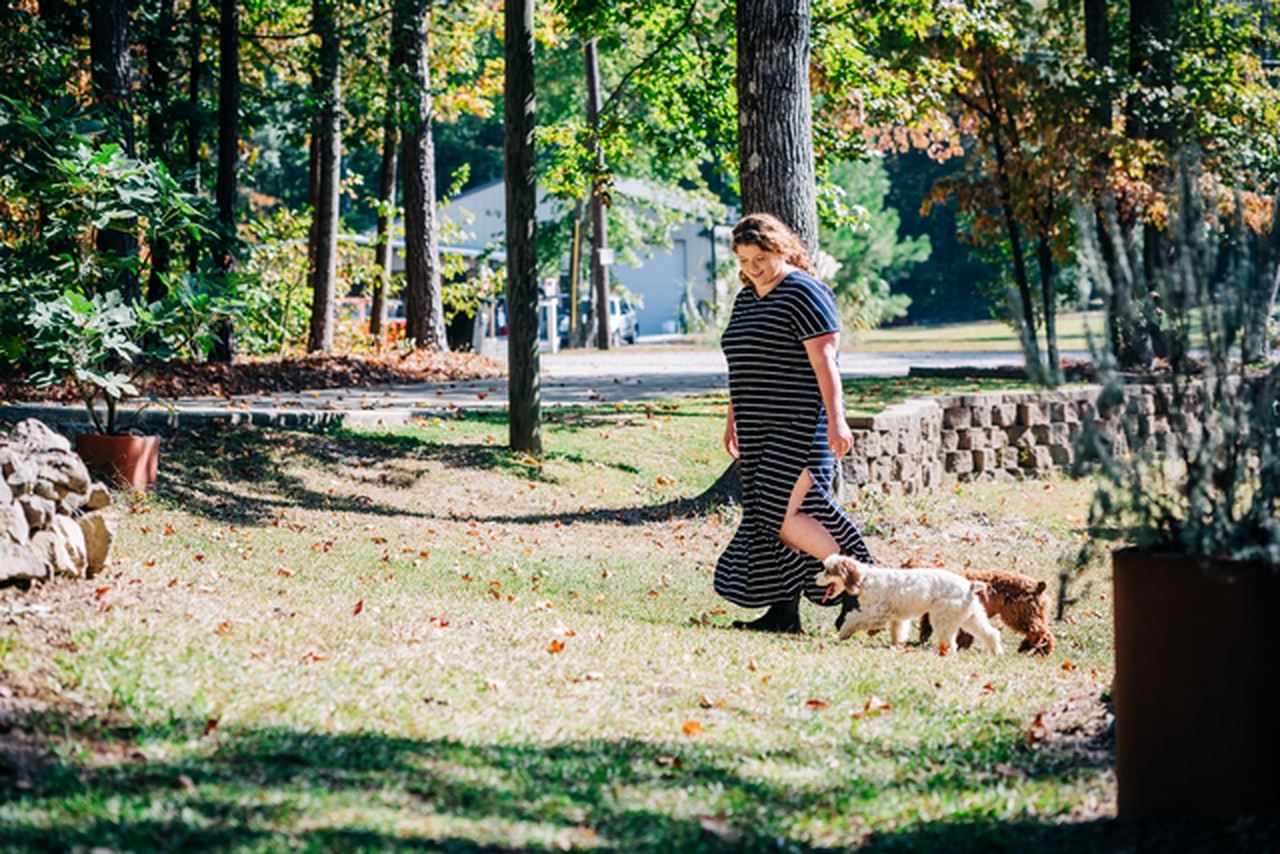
[1,344,1064,431]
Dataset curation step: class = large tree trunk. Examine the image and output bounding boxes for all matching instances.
[307,0,341,354]
[394,0,446,350]
[504,0,541,454]
[143,0,176,303]
[209,0,239,363]
[736,0,818,256]
[584,37,610,350]
[90,0,140,302]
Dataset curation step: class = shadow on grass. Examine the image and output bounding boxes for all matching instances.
[156,416,734,528]
[1,710,1267,853]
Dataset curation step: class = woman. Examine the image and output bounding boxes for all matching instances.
[716,213,875,633]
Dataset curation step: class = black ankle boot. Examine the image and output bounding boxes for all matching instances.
[732,595,801,634]
[833,591,860,630]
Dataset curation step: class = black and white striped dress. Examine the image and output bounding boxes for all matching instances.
[715,270,874,608]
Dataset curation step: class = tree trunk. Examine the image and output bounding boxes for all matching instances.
[736,0,818,256]
[504,0,541,454]
[144,0,176,303]
[90,0,140,303]
[585,37,610,350]
[371,109,398,341]
[307,0,341,354]
[394,0,446,350]
[1037,236,1062,386]
[209,0,239,363]
[185,0,203,273]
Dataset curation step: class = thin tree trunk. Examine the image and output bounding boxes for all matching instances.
[504,0,541,454]
[185,0,203,273]
[585,37,611,350]
[90,0,140,303]
[209,0,239,362]
[307,0,341,354]
[371,106,398,341]
[394,0,446,350]
[736,0,818,256]
[1037,235,1062,386]
[144,0,176,302]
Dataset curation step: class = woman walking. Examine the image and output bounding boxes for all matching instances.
[717,213,875,633]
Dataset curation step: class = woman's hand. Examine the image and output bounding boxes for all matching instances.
[724,404,740,459]
[828,415,853,458]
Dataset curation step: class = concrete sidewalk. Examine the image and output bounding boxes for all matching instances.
[0,346,1044,431]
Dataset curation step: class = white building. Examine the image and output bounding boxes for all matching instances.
[436,178,730,338]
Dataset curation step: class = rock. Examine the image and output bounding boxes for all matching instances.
[2,501,29,546]
[0,540,47,583]
[29,529,75,576]
[16,493,55,531]
[12,419,73,453]
[0,476,10,506]
[78,511,117,576]
[59,489,87,517]
[50,514,88,576]
[36,452,92,497]
[84,482,112,512]
[5,456,37,496]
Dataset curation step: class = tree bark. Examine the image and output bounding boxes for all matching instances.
[371,101,399,341]
[504,0,541,454]
[185,0,203,273]
[144,0,176,302]
[736,0,818,256]
[306,0,341,354]
[394,0,446,350]
[90,0,140,303]
[209,0,239,362]
[585,37,611,350]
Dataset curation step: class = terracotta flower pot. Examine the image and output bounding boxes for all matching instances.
[75,433,160,493]
[1112,548,1280,819]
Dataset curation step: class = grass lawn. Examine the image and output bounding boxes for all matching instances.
[0,394,1268,851]
[851,312,1103,354]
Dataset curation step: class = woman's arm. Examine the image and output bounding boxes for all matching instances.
[803,332,852,457]
[723,401,740,459]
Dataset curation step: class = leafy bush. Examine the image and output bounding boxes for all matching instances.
[1074,164,1280,566]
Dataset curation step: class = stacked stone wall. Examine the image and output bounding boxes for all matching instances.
[843,387,1112,494]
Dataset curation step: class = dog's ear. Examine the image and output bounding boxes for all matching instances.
[1034,580,1047,595]
[841,560,862,595]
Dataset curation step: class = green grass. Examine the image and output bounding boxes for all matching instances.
[852,312,1104,353]
[2,396,1260,852]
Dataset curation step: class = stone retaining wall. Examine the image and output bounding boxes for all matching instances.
[842,387,1110,495]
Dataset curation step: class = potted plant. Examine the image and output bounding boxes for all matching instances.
[0,97,218,491]
[1073,166,1280,819]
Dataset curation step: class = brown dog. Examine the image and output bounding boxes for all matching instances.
[920,567,1055,655]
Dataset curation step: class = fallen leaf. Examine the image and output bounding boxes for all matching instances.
[1027,712,1048,744]
[1062,660,1077,672]
[804,699,830,709]
[94,586,111,598]
[682,720,704,736]
[203,718,220,736]
[353,599,364,615]
[983,682,997,693]
[655,756,683,769]
[547,639,565,654]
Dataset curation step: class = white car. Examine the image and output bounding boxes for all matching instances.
[558,294,639,346]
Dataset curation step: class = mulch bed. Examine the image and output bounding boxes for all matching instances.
[0,350,506,403]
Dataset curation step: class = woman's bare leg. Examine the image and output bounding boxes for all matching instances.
[779,469,840,560]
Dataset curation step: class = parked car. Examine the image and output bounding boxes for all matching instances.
[558,293,639,347]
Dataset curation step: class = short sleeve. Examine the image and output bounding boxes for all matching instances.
[786,272,840,341]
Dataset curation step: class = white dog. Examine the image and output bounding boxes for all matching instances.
[815,555,1002,655]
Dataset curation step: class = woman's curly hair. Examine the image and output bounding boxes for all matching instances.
[730,213,815,287]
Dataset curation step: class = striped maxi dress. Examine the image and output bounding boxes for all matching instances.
[714,270,875,608]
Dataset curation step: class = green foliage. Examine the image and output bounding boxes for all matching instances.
[238,209,315,356]
[0,96,228,431]
[819,158,926,331]
[1075,164,1280,566]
